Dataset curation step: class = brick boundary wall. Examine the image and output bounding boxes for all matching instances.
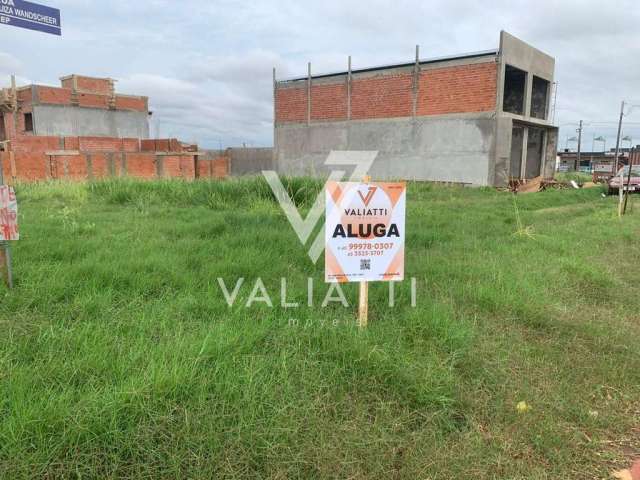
[275,61,497,123]
[0,136,230,183]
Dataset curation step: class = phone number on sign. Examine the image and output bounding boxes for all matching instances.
[347,242,394,257]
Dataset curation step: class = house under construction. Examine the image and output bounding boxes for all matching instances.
[274,31,558,187]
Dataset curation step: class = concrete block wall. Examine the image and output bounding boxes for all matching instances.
[227,148,274,176]
[276,114,496,185]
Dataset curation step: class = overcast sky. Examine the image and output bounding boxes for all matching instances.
[1,0,639,150]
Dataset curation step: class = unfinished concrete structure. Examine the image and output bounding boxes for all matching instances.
[0,74,229,182]
[274,31,558,186]
[2,74,150,139]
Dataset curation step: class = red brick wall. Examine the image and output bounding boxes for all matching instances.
[37,83,146,112]
[170,139,183,152]
[351,73,413,119]
[213,157,229,178]
[275,61,498,122]
[197,154,229,179]
[141,139,182,152]
[417,62,497,115]
[59,78,73,91]
[126,153,157,179]
[0,152,10,181]
[115,96,147,112]
[61,155,88,180]
[3,132,224,182]
[13,136,60,153]
[37,86,72,105]
[162,155,196,179]
[140,140,154,151]
[17,88,33,106]
[61,76,113,95]
[162,155,180,178]
[311,83,347,121]
[197,158,210,178]
[78,137,124,152]
[77,77,111,95]
[64,137,79,150]
[122,138,140,152]
[275,87,307,122]
[180,156,195,178]
[13,152,48,180]
[78,93,109,109]
[90,153,110,178]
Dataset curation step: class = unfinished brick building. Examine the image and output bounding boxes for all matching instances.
[274,31,558,186]
[0,74,228,182]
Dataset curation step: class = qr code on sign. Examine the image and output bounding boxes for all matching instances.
[360,259,371,271]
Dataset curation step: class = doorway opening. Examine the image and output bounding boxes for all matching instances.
[509,124,546,180]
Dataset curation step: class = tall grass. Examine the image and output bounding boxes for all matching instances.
[1,178,639,479]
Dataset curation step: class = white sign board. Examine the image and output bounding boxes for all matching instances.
[325,181,406,283]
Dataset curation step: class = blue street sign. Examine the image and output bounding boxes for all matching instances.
[0,0,61,36]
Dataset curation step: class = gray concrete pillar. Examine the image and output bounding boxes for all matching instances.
[347,56,352,121]
[86,153,93,180]
[107,153,116,177]
[155,155,164,178]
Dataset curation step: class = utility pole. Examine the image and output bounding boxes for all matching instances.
[614,100,625,174]
[613,102,626,217]
[576,120,583,172]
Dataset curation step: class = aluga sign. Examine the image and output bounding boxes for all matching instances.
[325,181,406,283]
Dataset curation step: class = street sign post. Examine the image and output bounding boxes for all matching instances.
[0,0,61,36]
[325,180,406,327]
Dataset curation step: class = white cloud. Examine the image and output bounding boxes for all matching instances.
[0,52,23,77]
[0,0,639,148]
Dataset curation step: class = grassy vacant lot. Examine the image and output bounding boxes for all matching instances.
[1,179,639,479]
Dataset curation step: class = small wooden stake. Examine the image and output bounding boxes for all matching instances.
[358,175,372,328]
[0,242,13,289]
[358,281,368,328]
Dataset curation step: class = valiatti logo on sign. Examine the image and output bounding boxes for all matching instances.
[357,186,377,207]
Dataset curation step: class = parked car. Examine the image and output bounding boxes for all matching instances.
[608,166,640,195]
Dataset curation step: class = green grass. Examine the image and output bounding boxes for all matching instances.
[1,178,639,479]
[555,171,594,184]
